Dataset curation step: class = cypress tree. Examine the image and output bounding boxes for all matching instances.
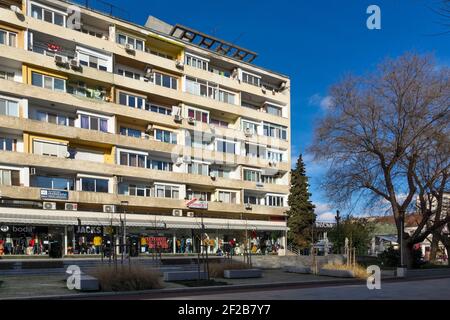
[286,154,316,248]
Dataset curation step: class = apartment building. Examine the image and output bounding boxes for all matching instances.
[0,0,291,257]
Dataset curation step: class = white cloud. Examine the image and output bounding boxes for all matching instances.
[308,93,334,111]
[314,202,336,222]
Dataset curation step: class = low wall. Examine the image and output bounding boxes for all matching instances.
[244,254,345,269]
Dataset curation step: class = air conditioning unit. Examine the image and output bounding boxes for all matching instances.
[261,87,267,94]
[30,167,36,175]
[244,127,253,137]
[43,202,57,210]
[175,60,184,69]
[209,172,216,180]
[172,209,183,217]
[245,203,253,210]
[174,114,183,123]
[125,43,135,54]
[103,204,116,213]
[186,212,195,218]
[65,203,78,211]
[70,59,81,70]
[187,117,196,125]
[54,55,68,67]
[145,124,153,134]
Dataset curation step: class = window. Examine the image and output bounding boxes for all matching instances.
[155,129,177,144]
[242,72,261,87]
[119,151,147,168]
[263,122,288,140]
[210,118,229,128]
[185,77,235,104]
[187,108,209,123]
[185,54,208,70]
[117,68,141,80]
[149,50,173,60]
[148,104,171,115]
[80,177,109,193]
[80,114,108,132]
[267,150,284,162]
[154,72,177,90]
[31,3,65,26]
[0,169,20,186]
[116,33,144,51]
[243,169,261,182]
[32,175,74,190]
[218,191,236,204]
[216,139,236,154]
[0,137,16,151]
[266,195,284,207]
[0,70,15,80]
[126,184,151,197]
[120,127,142,138]
[36,111,74,127]
[33,140,67,157]
[155,184,179,199]
[244,194,260,205]
[262,175,276,184]
[187,190,211,201]
[0,29,17,47]
[187,162,209,176]
[245,144,266,159]
[31,72,65,92]
[210,167,231,179]
[148,159,173,172]
[78,51,109,71]
[118,92,146,109]
[0,98,19,117]
[265,104,283,117]
[242,120,259,134]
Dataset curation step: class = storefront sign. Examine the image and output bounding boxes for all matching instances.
[0,225,9,232]
[40,189,69,200]
[0,225,48,235]
[146,237,168,249]
[75,225,103,235]
[186,198,208,210]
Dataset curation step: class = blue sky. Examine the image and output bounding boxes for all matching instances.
[85,0,450,221]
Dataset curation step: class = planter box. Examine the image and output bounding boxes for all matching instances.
[283,266,311,274]
[78,275,100,292]
[164,271,208,281]
[319,268,355,278]
[223,269,262,279]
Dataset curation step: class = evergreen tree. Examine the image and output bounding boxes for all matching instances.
[286,154,316,248]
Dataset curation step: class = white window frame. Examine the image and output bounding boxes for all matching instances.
[116,32,145,51]
[118,91,146,109]
[31,72,66,92]
[216,138,237,155]
[29,1,67,27]
[0,96,19,117]
[185,53,209,70]
[0,29,17,47]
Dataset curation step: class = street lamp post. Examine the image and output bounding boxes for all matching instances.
[121,201,129,265]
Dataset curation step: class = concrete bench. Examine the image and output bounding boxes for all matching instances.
[319,268,354,278]
[73,274,100,291]
[164,271,208,281]
[223,269,262,279]
[283,266,311,274]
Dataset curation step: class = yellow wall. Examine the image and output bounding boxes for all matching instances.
[0,22,24,49]
[24,133,69,153]
[23,65,68,85]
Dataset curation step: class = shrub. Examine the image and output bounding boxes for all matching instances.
[321,262,368,279]
[90,265,163,292]
[208,261,250,278]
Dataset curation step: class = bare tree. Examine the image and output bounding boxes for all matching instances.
[309,53,450,268]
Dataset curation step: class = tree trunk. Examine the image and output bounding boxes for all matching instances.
[429,236,439,263]
[402,242,415,269]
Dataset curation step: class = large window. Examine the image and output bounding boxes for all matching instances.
[33,140,67,157]
[116,33,144,51]
[154,72,177,90]
[185,53,209,70]
[216,139,236,154]
[0,169,20,186]
[80,177,109,193]
[242,72,261,87]
[242,120,259,135]
[117,68,141,80]
[36,110,74,127]
[244,194,261,205]
[148,159,173,172]
[187,108,209,123]
[80,114,108,133]
[31,3,65,26]
[119,151,147,168]
[155,129,177,144]
[0,29,17,47]
[245,143,266,159]
[78,51,109,71]
[155,184,179,199]
[263,122,288,140]
[267,150,284,163]
[266,195,284,207]
[118,92,146,109]
[122,184,151,197]
[210,167,231,179]
[0,137,16,151]
[32,175,74,190]
[187,162,209,176]
[210,118,229,128]
[261,175,276,184]
[218,191,237,204]
[265,104,283,117]
[185,77,235,104]
[243,169,261,183]
[187,190,211,201]
[31,72,65,92]
[120,127,142,138]
[0,70,15,80]
[148,104,172,115]
[0,98,19,117]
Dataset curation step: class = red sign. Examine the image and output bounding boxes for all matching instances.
[146,237,168,249]
[47,43,62,52]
